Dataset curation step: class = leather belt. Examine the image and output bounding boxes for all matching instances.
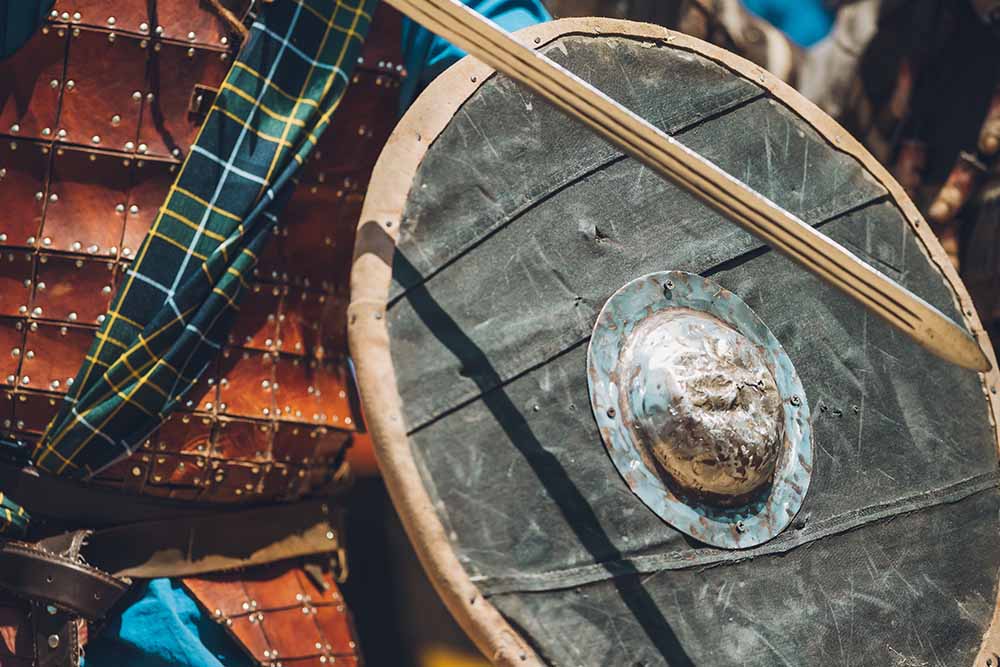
[0,461,246,527]
[0,533,129,621]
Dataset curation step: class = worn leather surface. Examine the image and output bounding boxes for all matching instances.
[0,534,129,621]
[183,558,361,667]
[0,1,405,505]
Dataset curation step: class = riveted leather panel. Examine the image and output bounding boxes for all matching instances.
[0,141,50,249]
[141,38,231,159]
[0,2,405,510]
[59,27,146,152]
[183,558,361,667]
[0,27,66,143]
[42,146,129,256]
[124,156,178,258]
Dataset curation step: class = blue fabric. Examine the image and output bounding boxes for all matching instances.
[742,0,834,46]
[83,3,549,666]
[83,579,251,667]
[400,0,552,110]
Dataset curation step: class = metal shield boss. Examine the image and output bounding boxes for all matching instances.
[588,271,812,548]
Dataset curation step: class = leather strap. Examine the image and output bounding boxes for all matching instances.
[84,499,345,579]
[31,602,81,667]
[0,537,129,622]
[0,462,229,527]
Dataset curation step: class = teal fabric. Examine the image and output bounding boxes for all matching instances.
[400,0,552,109]
[0,0,54,59]
[742,0,834,46]
[83,580,251,667]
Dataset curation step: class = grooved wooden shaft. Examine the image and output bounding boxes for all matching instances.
[387,0,990,372]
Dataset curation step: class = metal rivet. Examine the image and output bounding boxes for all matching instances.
[25,350,34,359]
[790,395,802,406]
[20,376,29,385]
[68,312,78,321]
[139,21,149,32]
[129,204,139,214]
[56,129,66,138]
[91,135,101,144]
[326,530,335,540]
[187,31,196,41]
[48,193,58,203]
[47,634,59,649]
[124,141,135,151]
[132,91,141,102]
[30,307,41,317]
[49,79,59,89]
[65,80,75,91]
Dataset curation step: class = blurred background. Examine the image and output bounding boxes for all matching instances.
[343,7,838,667]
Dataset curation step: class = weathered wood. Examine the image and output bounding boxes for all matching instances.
[390,35,765,297]
[404,205,997,666]
[390,88,887,428]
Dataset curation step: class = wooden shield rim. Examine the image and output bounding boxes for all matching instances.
[348,18,1000,666]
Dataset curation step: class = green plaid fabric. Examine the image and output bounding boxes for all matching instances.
[0,0,379,534]
[0,491,27,534]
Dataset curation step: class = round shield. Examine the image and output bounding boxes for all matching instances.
[350,18,1000,667]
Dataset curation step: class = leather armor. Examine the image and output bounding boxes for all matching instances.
[0,1,406,664]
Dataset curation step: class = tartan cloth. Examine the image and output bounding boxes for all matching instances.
[0,0,380,534]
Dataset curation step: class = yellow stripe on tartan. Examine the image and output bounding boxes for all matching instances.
[41,321,187,459]
[152,230,210,260]
[298,0,371,35]
[221,82,308,128]
[53,354,184,474]
[232,62,322,109]
[213,106,296,149]
[161,207,229,243]
[173,187,244,223]
[262,0,361,186]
